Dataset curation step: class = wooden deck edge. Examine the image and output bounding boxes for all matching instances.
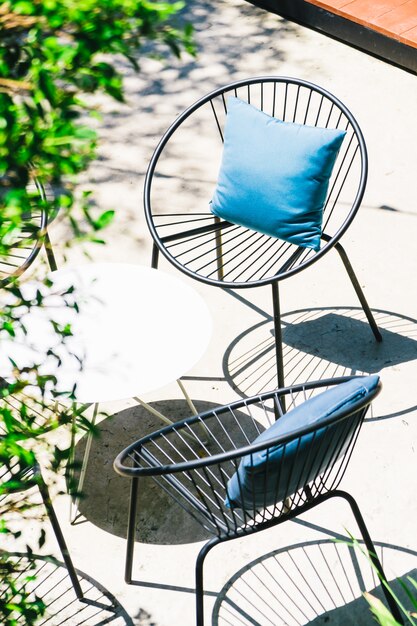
[247,0,417,75]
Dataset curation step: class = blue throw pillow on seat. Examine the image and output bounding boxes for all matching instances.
[225,375,380,510]
[210,97,346,251]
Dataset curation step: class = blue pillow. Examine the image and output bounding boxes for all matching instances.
[210,97,346,252]
[226,375,380,510]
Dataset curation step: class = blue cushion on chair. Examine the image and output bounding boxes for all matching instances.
[210,97,346,252]
[226,375,380,509]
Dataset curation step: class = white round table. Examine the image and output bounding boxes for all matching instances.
[1,263,212,404]
[1,262,212,521]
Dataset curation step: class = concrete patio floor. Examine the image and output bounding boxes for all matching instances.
[17,0,417,623]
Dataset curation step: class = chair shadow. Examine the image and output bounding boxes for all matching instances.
[212,539,417,625]
[223,305,417,420]
[4,552,134,625]
[73,400,263,543]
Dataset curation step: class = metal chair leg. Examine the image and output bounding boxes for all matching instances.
[271,281,285,390]
[125,477,139,584]
[196,537,221,626]
[214,216,225,281]
[151,242,159,269]
[44,231,58,272]
[330,238,382,343]
[335,490,404,625]
[271,282,286,413]
[37,473,83,599]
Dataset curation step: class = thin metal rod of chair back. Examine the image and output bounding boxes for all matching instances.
[144,76,367,288]
[114,377,377,540]
[0,177,57,287]
[0,456,83,598]
[0,377,68,438]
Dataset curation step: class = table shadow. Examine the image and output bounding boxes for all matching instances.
[72,399,263,544]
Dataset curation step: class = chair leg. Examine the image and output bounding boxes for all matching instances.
[332,241,382,342]
[196,537,221,626]
[271,282,286,413]
[214,216,225,281]
[37,475,84,599]
[151,243,159,269]
[335,490,404,625]
[44,231,58,272]
[125,477,139,584]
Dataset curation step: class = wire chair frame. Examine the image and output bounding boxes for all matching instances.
[0,459,83,599]
[0,377,84,599]
[114,377,403,625]
[0,376,73,439]
[0,177,57,287]
[145,76,366,287]
[144,76,382,392]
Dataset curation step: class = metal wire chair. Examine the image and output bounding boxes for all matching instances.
[0,376,83,598]
[0,458,83,599]
[144,77,382,390]
[114,376,402,626]
[0,177,57,287]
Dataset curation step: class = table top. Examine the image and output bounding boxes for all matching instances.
[0,263,212,403]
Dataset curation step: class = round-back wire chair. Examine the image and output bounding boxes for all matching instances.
[114,376,402,626]
[0,177,57,287]
[0,377,83,599]
[0,458,83,600]
[144,77,382,391]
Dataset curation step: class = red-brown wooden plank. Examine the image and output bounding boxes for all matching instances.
[373,0,417,34]
[399,24,417,45]
[307,0,417,47]
[341,0,413,22]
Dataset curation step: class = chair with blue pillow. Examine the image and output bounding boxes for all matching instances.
[114,375,403,625]
[144,77,381,390]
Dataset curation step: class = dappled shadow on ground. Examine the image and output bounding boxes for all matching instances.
[84,0,298,184]
[223,305,417,420]
[213,539,417,625]
[55,0,300,255]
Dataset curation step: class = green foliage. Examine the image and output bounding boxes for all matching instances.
[0,0,194,246]
[343,536,417,626]
[0,557,46,626]
[364,576,417,626]
[0,1,194,623]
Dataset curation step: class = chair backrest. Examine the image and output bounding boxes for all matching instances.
[0,377,66,439]
[0,177,48,287]
[144,76,367,288]
[0,459,40,525]
[114,377,378,539]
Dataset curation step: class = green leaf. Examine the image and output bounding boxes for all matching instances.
[13,1,35,14]
[95,210,115,230]
[364,592,402,626]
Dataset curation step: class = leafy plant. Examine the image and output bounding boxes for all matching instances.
[0,1,195,623]
[0,0,194,248]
